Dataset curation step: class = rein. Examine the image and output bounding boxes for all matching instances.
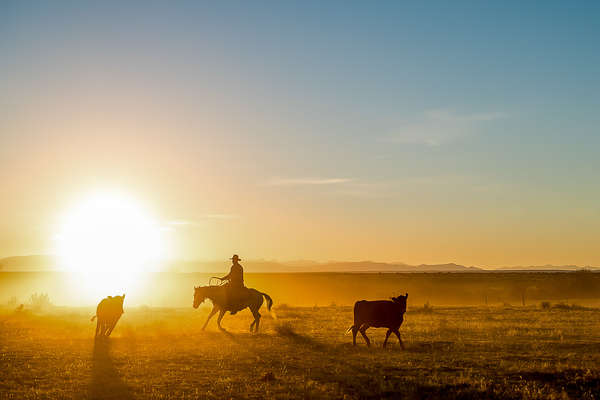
[209,277,227,286]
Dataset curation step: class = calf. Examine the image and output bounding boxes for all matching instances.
[349,293,408,348]
[91,294,125,338]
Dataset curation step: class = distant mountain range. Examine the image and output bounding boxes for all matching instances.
[0,255,58,271]
[1,255,598,273]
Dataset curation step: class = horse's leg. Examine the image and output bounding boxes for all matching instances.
[383,329,392,348]
[359,325,371,347]
[95,318,100,337]
[216,309,226,331]
[393,329,405,350]
[352,326,358,346]
[251,308,261,333]
[249,306,256,332]
[202,306,218,331]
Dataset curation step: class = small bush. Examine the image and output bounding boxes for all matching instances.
[411,301,434,314]
[423,301,433,312]
[7,296,17,307]
[552,302,571,310]
[541,301,551,310]
[552,302,586,311]
[29,293,52,311]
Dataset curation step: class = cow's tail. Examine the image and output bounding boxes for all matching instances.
[347,300,362,334]
[90,315,96,322]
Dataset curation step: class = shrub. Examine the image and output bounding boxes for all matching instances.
[541,301,551,310]
[423,301,433,313]
[7,296,17,307]
[412,301,434,314]
[29,293,52,311]
[552,302,586,311]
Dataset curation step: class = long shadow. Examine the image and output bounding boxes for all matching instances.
[89,338,133,400]
[273,323,328,350]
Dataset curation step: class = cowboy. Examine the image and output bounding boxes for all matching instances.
[218,254,246,314]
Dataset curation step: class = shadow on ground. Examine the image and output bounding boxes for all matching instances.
[89,338,132,400]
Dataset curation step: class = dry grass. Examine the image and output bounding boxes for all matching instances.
[1,304,600,399]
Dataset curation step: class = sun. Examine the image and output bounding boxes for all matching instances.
[55,191,166,299]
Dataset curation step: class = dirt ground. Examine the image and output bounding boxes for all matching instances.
[1,304,600,399]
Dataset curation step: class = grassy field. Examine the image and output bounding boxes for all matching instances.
[1,302,600,399]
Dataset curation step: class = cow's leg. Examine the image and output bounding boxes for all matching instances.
[106,316,120,336]
[104,317,112,337]
[383,329,392,348]
[105,319,112,337]
[352,326,358,346]
[216,309,226,331]
[393,329,405,350]
[202,306,218,330]
[359,325,371,347]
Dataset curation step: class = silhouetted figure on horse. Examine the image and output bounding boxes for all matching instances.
[217,254,246,314]
[193,254,273,332]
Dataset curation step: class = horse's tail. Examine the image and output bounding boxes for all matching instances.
[260,292,273,311]
[90,315,96,322]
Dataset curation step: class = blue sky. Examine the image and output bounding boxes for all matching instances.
[1,1,599,265]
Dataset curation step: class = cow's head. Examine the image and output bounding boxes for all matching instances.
[392,293,408,313]
[117,294,125,313]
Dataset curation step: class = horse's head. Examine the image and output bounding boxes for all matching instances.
[193,286,206,309]
[392,292,408,313]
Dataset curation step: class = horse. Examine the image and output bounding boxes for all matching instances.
[193,285,273,332]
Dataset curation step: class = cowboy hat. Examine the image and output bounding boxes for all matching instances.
[230,254,241,261]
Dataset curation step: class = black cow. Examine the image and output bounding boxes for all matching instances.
[91,294,125,338]
[348,293,408,348]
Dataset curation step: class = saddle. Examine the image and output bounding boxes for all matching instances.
[227,286,250,315]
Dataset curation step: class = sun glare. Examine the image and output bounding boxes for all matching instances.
[55,191,166,300]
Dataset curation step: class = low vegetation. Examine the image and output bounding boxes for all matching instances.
[1,303,599,399]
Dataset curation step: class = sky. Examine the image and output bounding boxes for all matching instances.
[1,1,599,267]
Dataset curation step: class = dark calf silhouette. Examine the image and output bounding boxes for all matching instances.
[193,285,273,332]
[348,293,408,348]
[91,294,125,337]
